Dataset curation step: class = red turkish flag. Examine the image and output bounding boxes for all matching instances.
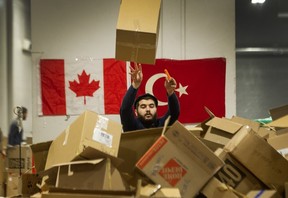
[135,58,226,124]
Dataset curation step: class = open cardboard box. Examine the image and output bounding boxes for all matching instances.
[267,132,288,160]
[42,154,126,191]
[213,148,267,194]
[204,117,244,146]
[6,145,33,174]
[118,127,164,187]
[224,126,288,195]
[45,110,122,170]
[30,141,52,173]
[115,0,161,64]
[136,121,224,198]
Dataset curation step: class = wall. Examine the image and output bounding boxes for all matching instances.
[31,0,235,143]
[0,0,32,138]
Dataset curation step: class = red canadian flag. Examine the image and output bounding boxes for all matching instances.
[39,58,128,115]
[136,58,226,123]
[39,58,225,124]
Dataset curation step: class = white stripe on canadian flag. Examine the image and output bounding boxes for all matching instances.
[39,58,128,116]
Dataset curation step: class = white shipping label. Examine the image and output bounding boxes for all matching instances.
[93,128,113,148]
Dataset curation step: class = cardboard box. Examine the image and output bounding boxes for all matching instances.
[267,133,288,160]
[115,0,161,64]
[6,145,33,174]
[117,127,163,186]
[136,121,224,198]
[230,116,260,133]
[43,157,126,191]
[200,177,239,198]
[30,141,52,172]
[266,115,288,128]
[41,188,135,198]
[45,111,122,170]
[224,126,288,194]
[214,149,267,194]
[0,153,6,196]
[204,117,244,146]
[20,173,42,197]
[6,174,21,197]
[269,104,288,120]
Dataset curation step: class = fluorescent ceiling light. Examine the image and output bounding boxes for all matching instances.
[251,0,266,4]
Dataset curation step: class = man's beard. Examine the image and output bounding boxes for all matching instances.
[138,113,157,127]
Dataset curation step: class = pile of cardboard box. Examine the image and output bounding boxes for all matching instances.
[2,103,286,198]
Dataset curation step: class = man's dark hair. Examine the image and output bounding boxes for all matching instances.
[134,93,158,109]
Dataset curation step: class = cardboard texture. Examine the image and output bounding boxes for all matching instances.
[6,145,33,174]
[136,121,224,198]
[267,133,288,160]
[200,177,239,198]
[230,116,260,133]
[269,104,288,120]
[43,158,126,191]
[115,0,161,64]
[224,126,288,194]
[45,111,122,170]
[42,187,135,198]
[118,127,163,186]
[204,117,243,146]
[30,141,52,172]
[6,175,21,197]
[0,153,6,196]
[266,115,288,128]
[20,173,42,197]
[214,149,267,194]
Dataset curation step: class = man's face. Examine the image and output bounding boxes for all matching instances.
[135,99,157,123]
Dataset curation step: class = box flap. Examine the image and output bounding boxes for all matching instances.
[30,141,52,172]
[269,104,288,120]
[230,116,260,132]
[116,0,161,33]
[266,115,288,128]
[48,187,135,196]
[206,117,243,134]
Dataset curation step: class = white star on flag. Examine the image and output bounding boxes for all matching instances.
[176,83,188,97]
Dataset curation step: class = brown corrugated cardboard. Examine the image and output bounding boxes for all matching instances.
[267,133,288,160]
[43,157,126,191]
[118,127,163,186]
[269,104,288,120]
[266,115,288,128]
[230,116,260,133]
[136,121,224,198]
[30,141,52,172]
[204,117,243,146]
[224,126,288,194]
[200,177,239,198]
[6,145,33,174]
[115,0,161,64]
[41,188,135,198]
[214,149,267,194]
[45,111,122,170]
[20,173,42,197]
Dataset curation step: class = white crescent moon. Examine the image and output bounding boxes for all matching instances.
[145,73,167,106]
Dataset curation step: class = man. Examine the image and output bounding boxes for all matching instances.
[8,106,28,146]
[120,63,180,132]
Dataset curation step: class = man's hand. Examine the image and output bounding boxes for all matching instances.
[165,77,177,96]
[130,62,143,89]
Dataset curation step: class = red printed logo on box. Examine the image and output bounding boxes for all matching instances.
[159,158,187,186]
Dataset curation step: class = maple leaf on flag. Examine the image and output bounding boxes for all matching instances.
[69,70,100,105]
